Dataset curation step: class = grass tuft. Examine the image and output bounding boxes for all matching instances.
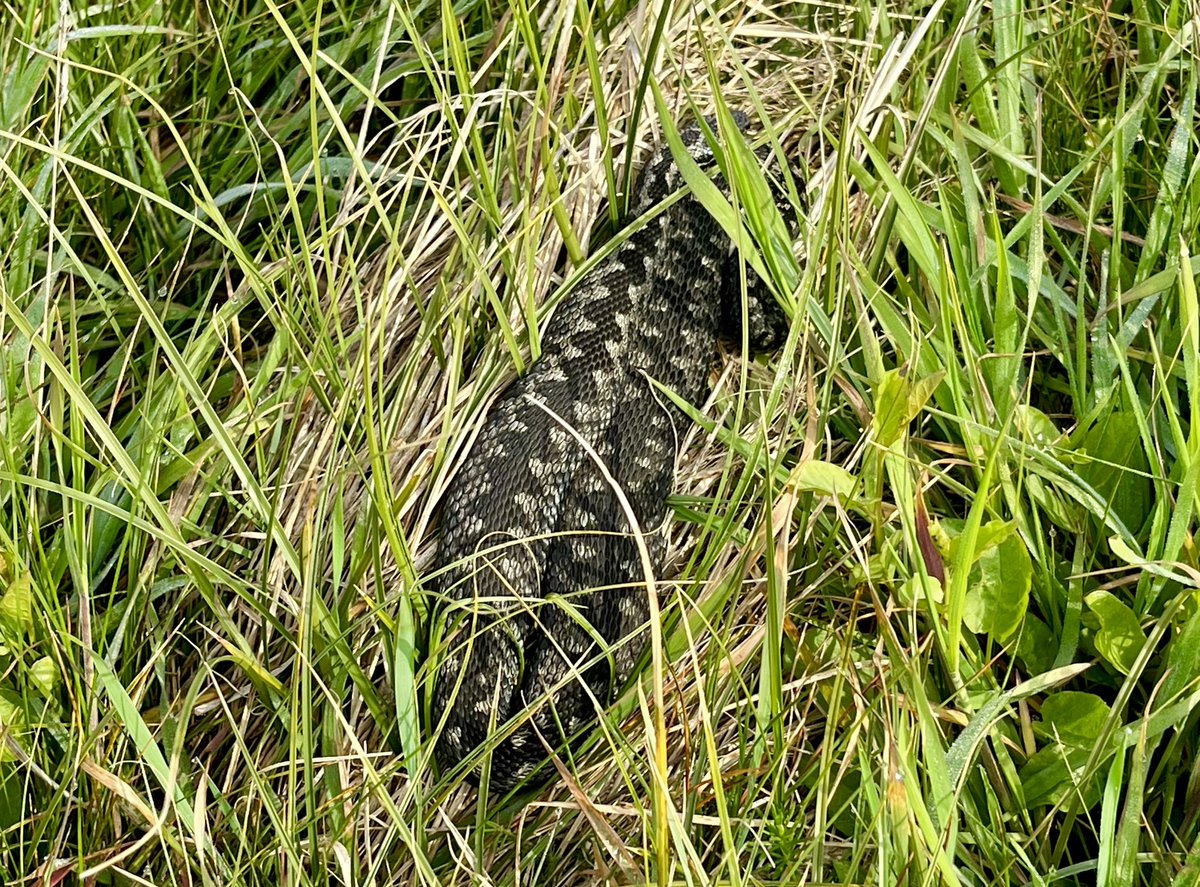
[2,0,1198,883]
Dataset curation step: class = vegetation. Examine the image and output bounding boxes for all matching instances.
[1,0,1198,883]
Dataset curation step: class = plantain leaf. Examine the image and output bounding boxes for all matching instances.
[963,521,1032,643]
[1086,590,1147,674]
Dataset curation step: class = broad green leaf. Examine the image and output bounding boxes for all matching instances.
[793,460,857,500]
[1074,412,1152,534]
[30,657,59,700]
[945,664,1088,794]
[0,693,25,763]
[954,518,1014,561]
[1015,404,1064,447]
[0,573,32,639]
[897,575,944,608]
[1020,743,1099,809]
[872,369,946,448]
[1086,590,1148,674]
[872,369,911,447]
[964,522,1032,642]
[1015,614,1056,674]
[1035,691,1110,747]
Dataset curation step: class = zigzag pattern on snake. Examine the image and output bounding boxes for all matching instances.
[432,113,791,794]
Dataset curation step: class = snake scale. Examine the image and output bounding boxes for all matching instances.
[432,113,790,794]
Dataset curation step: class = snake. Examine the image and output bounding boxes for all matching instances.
[431,112,791,794]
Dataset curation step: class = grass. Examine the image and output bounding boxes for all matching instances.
[1,0,1199,883]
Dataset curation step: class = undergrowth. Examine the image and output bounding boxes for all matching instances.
[1,0,1198,884]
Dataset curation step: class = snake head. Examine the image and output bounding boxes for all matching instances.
[678,110,749,165]
[629,111,752,213]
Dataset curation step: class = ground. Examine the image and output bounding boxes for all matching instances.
[1,0,1199,884]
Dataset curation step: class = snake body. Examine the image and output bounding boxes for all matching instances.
[432,114,788,793]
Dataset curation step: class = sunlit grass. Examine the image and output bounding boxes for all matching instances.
[1,0,1198,883]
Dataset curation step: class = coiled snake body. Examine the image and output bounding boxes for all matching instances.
[433,114,788,793]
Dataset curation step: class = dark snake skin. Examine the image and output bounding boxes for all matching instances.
[432,113,790,793]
